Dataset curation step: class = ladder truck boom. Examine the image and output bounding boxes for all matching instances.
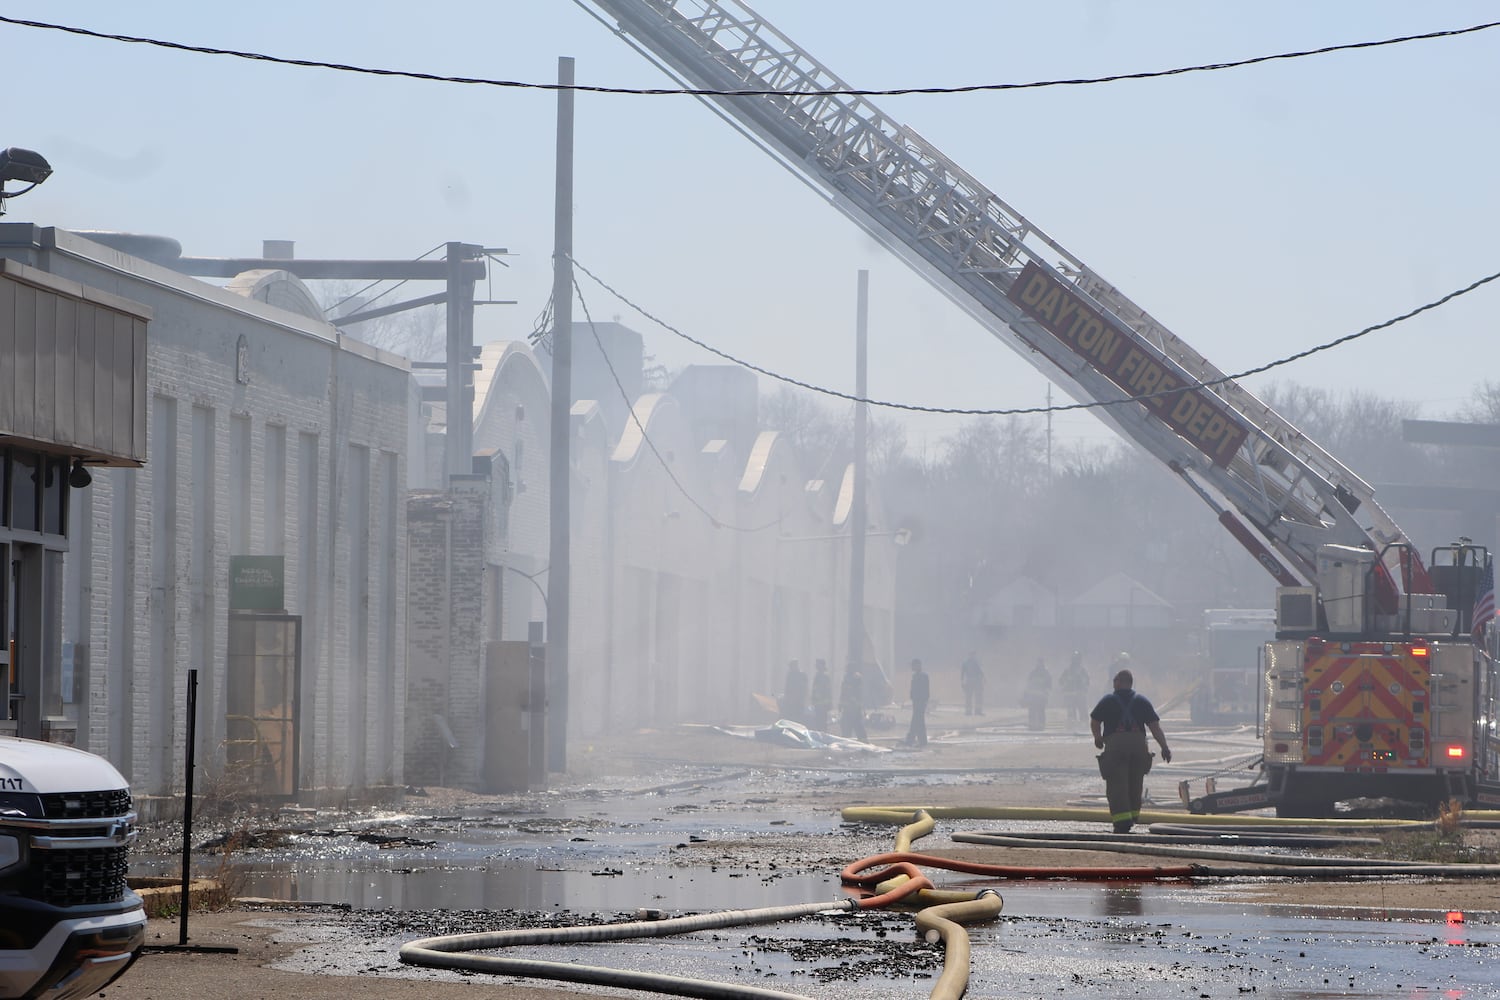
[577,0,1423,590]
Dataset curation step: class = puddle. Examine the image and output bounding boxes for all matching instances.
[236,861,840,912]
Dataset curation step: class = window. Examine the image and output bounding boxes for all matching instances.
[9,451,37,533]
[42,456,66,536]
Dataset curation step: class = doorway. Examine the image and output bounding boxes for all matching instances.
[225,612,302,798]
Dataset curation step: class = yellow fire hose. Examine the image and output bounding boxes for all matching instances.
[841,804,1497,828]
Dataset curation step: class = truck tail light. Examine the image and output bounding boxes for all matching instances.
[1446,745,1466,760]
[1412,646,1429,658]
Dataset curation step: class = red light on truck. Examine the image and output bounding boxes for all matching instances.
[1411,647,1429,658]
[1446,745,1466,760]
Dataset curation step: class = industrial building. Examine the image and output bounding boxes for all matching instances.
[2,225,898,803]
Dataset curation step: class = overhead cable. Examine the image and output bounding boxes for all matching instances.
[569,254,1500,418]
[2,13,1494,97]
[572,275,780,533]
[323,241,445,317]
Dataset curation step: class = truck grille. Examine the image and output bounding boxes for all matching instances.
[27,845,131,906]
[38,789,132,820]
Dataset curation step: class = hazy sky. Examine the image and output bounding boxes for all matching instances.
[5,1,1497,458]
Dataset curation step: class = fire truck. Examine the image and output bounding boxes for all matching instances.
[576,0,1500,815]
[1191,610,1275,727]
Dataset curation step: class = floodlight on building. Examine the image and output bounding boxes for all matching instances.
[68,459,92,490]
[0,147,52,214]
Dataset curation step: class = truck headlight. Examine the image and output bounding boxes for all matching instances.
[0,833,19,873]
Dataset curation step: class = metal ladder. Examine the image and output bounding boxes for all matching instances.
[580,0,1419,585]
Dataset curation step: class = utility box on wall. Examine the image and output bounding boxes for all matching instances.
[484,638,546,793]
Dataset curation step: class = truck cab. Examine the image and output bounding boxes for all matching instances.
[0,737,144,999]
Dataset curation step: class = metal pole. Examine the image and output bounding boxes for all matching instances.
[445,242,478,478]
[546,55,575,773]
[178,669,198,947]
[1046,383,1053,482]
[528,620,548,789]
[847,271,869,681]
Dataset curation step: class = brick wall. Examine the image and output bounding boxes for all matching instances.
[404,480,496,788]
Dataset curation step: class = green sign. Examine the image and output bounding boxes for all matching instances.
[230,556,285,611]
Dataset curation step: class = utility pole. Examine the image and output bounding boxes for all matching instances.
[1045,383,1053,483]
[846,271,869,681]
[445,241,478,478]
[546,56,575,773]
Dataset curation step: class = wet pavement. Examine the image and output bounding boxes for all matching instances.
[133,736,1499,998]
[257,888,1497,999]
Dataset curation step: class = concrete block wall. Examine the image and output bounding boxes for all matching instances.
[404,481,495,788]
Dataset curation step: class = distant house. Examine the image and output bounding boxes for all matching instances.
[1063,573,1175,629]
[975,576,1057,629]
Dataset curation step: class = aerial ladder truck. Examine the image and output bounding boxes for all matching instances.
[576,0,1500,815]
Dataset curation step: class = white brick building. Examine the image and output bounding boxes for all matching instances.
[0,226,410,801]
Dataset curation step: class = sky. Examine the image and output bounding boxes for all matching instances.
[4,1,1498,460]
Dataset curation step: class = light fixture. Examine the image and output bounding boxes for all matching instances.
[0,147,52,216]
[68,459,92,489]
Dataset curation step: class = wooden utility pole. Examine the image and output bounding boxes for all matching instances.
[847,271,869,679]
[546,56,575,773]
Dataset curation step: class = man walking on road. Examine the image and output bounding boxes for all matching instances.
[1090,668,1171,833]
[809,659,833,731]
[780,659,808,726]
[840,665,867,741]
[1023,658,1052,731]
[904,658,930,747]
[960,651,985,716]
[1059,651,1090,723]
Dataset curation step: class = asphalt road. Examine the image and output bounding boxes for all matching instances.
[121,709,1500,999]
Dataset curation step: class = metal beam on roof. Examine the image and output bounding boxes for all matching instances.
[1402,419,1500,449]
[170,257,486,281]
[1375,482,1500,514]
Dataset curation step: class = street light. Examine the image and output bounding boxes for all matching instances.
[0,147,51,214]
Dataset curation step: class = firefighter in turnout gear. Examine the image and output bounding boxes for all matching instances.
[1090,669,1171,833]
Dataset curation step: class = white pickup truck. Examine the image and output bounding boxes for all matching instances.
[0,737,145,999]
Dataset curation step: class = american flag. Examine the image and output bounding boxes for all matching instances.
[1472,559,1496,644]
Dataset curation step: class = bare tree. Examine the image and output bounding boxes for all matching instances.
[1458,381,1500,424]
[760,385,844,474]
[317,280,446,361]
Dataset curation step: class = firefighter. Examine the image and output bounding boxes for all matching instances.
[809,659,833,731]
[780,659,808,725]
[839,665,867,741]
[960,651,985,716]
[1059,650,1090,723]
[903,658,930,748]
[1089,668,1171,833]
[1022,658,1052,730]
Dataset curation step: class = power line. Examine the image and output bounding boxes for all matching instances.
[568,254,1500,418]
[322,241,446,317]
[2,13,1494,98]
[572,275,779,533]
